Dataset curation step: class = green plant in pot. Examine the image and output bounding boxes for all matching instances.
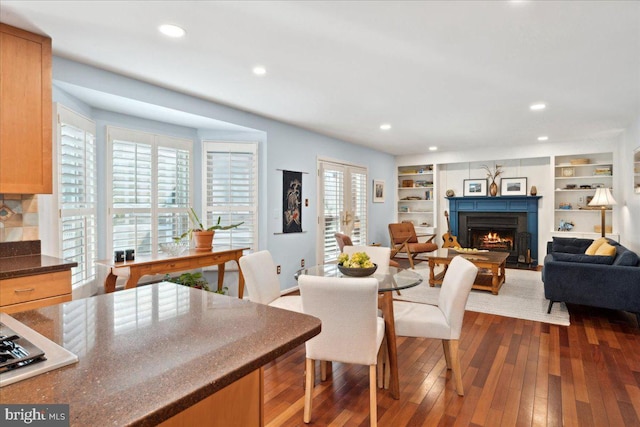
[178,208,243,251]
[164,272,228,294]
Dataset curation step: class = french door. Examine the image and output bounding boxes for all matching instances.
[318,160,368,262]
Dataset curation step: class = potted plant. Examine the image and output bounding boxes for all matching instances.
[164,272,228,294]
[178,207,243,251]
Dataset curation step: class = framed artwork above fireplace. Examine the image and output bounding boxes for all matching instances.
[463,179,487,196]
[501,177,527,196]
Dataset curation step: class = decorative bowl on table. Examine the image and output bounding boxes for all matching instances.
[160,242,188,256]
[338,263,378,277]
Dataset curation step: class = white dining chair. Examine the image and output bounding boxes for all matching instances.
[343,245,392,274]
[298,274,385,427]
[238,250,301,312]
[393,255,478,396]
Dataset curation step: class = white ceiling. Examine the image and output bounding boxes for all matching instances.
[1,1,639,155]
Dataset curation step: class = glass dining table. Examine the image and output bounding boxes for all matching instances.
[295,265,423,400]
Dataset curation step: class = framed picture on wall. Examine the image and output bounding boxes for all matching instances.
[463,179,487,196]
[501,177,527,196]
[373,179,385,203]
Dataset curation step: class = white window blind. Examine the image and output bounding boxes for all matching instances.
[203,142,257,250]
[57,105,97,290]
[108,127,192,256]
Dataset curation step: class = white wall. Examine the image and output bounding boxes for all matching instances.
[620,116,640,253]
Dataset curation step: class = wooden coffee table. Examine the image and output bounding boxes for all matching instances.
[426,249,509,295]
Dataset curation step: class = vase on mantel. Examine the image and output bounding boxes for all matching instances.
[489,181,498,197]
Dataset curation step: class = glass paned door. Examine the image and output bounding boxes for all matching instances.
[319,161,368,262]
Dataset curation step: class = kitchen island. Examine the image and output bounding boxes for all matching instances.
[0,282,321,426]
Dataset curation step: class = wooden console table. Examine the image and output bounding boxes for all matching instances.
[98,246,249,297]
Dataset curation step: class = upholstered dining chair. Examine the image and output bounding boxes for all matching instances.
[238,250,301,312]
[388,222,438,269]
[343,245,392,274]
[298,274,385,426]
[334,232,353,252]
[392,256,478,396]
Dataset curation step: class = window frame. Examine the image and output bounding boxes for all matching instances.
[201,141,259,253]
[106,126,193,257]
[54,104,98,293]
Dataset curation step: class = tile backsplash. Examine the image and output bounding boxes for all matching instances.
[0,194,39,242]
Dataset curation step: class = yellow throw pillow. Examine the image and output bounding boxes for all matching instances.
[585,237,608,255]
[595,242,616,257]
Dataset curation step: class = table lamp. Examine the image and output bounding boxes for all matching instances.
[588,187,617,237]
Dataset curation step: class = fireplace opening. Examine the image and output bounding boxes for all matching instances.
[470,229,514,251]
[458,211,530,266]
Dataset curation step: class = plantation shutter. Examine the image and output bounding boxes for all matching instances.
[320,163,345,263]
[108,127,192,256]
[203,142,257,250]
[57,106,97,290]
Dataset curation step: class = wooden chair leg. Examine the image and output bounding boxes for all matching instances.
[442,339,452,369]
[304,358,315,423]
[369,365,378,427]
[377,335,389,388]
[448,340,464,396]
[320,360,327,381]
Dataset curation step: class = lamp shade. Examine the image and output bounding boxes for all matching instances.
[588,187,617,207]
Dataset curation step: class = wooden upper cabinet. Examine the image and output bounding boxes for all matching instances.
[0,23,52,194]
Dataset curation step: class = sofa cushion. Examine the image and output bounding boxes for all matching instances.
[553,252,615,265]
[552,237,593,254]
[595,242,617,257]
[585,237,608,255]
[613,248,640,266]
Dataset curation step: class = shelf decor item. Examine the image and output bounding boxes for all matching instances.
[570,158,589,165]
[562,167,575,177]
[588,187,617,237]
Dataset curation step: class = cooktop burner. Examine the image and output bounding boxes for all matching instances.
[0,323,46,373]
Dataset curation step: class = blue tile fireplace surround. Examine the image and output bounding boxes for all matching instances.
[447,196,542,265]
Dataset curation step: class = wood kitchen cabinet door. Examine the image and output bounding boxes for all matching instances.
[0,23,52,194]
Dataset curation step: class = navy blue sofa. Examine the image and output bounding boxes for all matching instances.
[542,237,640,324]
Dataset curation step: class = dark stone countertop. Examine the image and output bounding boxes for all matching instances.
[0,254,77,279]
[0,240,77,279]
[0,283,321,426]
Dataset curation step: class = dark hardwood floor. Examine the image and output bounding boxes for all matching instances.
[264,303,640,426]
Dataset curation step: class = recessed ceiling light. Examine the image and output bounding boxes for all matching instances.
[428,146,438,151]
[530,103,546,111]
[380,124,391,130]
[158,24,186,38]
[537,136,549,141]
[253,66,266,76]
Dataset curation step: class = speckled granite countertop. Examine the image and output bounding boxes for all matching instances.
[0,240,77,279]
[0,283,321,426]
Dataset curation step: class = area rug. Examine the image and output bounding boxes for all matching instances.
[394,265,570,326]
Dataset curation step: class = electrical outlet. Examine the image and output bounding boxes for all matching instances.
[301,259,305,267]
[578,196,584,204]
[277,265,281,274]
